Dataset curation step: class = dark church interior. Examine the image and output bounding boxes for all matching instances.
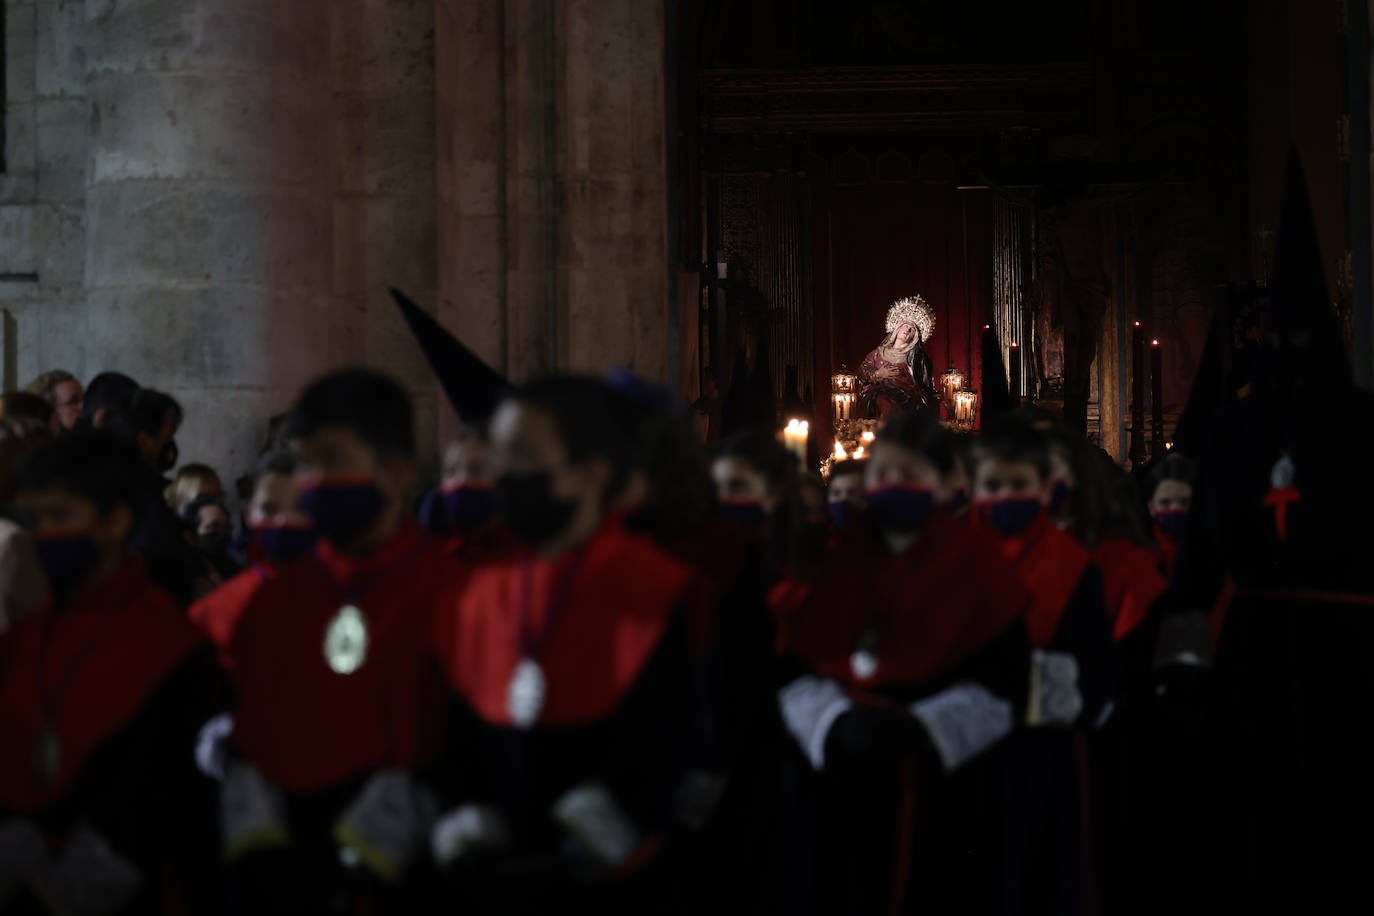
[0,0,1370,913]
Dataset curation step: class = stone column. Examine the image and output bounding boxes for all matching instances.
[435,0,671,391]
[83,0,341,474]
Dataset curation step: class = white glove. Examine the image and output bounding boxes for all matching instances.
[334,770,438,883]
[675,770,729,831]
[29,825,140,916]
[777,675,853,771]
[0,818,46,902]
[194,713,234,782]
[220,759,290,861]
[430,804,511,867]
[908,682,1015,772]
[551,782,641,868]
[1026,649,1084,728]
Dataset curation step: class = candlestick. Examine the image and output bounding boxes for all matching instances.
[783,419,810,468]
[1130,322,1146,467]
[1151,339,1164,458]
[1008,343,1021,404]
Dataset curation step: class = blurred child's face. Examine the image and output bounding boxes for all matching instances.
[441,437,493,489]
[711,456,779,512]
[249,472,308,528]
[489,401,611,544]
[296,426,414,508]
[864,441,946,499]
[799,482,827,525]
[195,504,231,538]
[828,473,866,507]
[1151,479,1192,513]
[20,487,132,553]
[973,458,1049,503]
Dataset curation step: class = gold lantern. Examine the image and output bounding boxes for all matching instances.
[831,366,856,422]
[954,388,979,430]
[939,365,965,411]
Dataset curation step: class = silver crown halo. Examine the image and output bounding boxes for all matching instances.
[885,295,936,342]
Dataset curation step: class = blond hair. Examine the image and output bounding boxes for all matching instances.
[166,463,223,513]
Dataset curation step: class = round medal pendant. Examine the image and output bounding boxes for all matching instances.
[849,650,879,682]
[507,658,547,729]
[323,604,370,675]
[33,728,60,784]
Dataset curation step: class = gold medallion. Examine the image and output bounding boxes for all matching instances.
[323,604,369,675]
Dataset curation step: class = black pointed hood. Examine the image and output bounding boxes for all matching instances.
[1252,147,1351,395]
[1172,287,1237,458]
[980,323,1015,423]
[390,288,511,427]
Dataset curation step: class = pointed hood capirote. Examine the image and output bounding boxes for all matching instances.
[980,322,1015,425]
[390,288,511,427]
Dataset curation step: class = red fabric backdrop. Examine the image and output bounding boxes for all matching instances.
[811,183,991,434]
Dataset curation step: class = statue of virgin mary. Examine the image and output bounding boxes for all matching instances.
[856,295,938,419]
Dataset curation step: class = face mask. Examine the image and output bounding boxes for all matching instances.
[978,497,1044,536]
[298,476,385,546]
[253,523,318,565]
[718,499,768,532]
[158,440,179,473]
[496,472,576,547]
[1049,480,1073,515]
[827,500,857,531]
[199,529,231,558]
[1153,509,1189,543]
[440,483,497,535]
[35,532,101,599]
[867,485,937,533]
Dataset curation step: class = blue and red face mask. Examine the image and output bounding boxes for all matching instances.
[1152,509,1189,543]
[297,475,384,546]
[251,523,319,565]
[718,498,769,532]
[866,484,937,533]
[440,482,497,535]
[977,496,1044,536]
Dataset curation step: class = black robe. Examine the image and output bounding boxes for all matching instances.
[778,512,1033,916]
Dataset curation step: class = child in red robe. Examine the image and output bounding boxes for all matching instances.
[0,431,220,914]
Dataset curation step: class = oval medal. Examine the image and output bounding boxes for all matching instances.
[507,658,547,729]
[850,650,879,682]
[324,604,369,675]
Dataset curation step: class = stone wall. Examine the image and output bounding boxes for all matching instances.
[1,0,437,482]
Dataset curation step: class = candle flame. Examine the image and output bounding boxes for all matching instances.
[1151,339,1160,346]
[861,431,875,443]
[853,446,866,460]
[833,440,848,460]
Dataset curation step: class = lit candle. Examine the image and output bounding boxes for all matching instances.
[783,419,810,467]
[1008,343,1021,403]
[1151,339,1164,457]
[833,439,848,461]
[1130,322,1145,466]
[861,430,875,444]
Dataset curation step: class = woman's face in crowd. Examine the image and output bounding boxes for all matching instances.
[711,456,779,513]
[249,472,310,528]
[864,441,946,500]
[1151,479,1193,513]
[828,473,866,507]
[441,437,493,490]
[973,458,1048,503]
[489,401,609,524]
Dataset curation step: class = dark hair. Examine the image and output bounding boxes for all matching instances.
[105,387,181,444]
[1008,403,1060,430]
[875,411,956,474]
[621,393,715,536]
[828,458,867,483]
[181,493,230,527]
[1148,453,1197,493]
[507,375,635,503]
[291,369,416,459]
[0,392,55,426]
[257,450,298,478]
[18,429,145,518]
[82,372,140,422]
[716,430,795,485]
[971,417,1051,480]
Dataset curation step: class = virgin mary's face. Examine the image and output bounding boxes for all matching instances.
[894,323,917,346]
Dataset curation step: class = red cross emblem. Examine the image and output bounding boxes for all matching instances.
[1264,453,1300,542]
